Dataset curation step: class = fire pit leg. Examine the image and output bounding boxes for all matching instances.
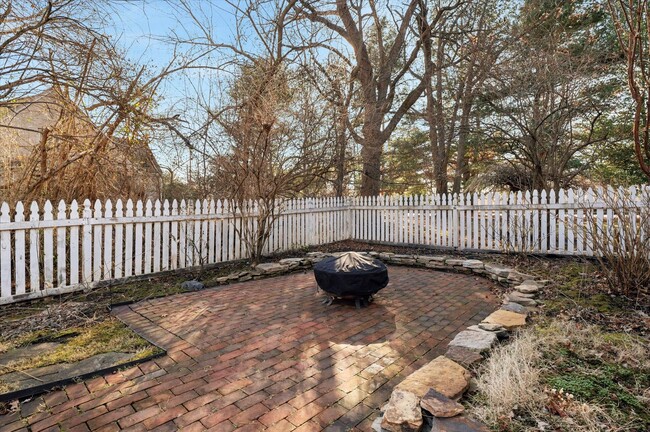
[322,296,334,306]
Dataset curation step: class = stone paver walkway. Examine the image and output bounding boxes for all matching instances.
[2,266,498,432]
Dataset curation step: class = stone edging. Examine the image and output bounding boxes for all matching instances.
[205,251,545,432]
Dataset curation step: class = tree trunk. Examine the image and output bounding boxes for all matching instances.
[452,101,472,193]
[333,105,347,196]
[359,112,383,196]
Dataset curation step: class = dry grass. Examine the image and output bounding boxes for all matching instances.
[468,319,650,431]
[470,330,546,427]
[0,319,162,394]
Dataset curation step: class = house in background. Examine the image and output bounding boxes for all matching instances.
[0,89,162,204]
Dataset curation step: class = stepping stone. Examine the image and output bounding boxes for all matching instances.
[430,415,490,431]
[0,343,60,365]
[396,356,471,400]
[481,310,527,330]
[421,388,465,418]
[448,330,497,354]
[501,302,527,314]
[444,346,484,369]
[381,389,423,432]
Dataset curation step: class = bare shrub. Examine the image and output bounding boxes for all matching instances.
[583,186,650,304]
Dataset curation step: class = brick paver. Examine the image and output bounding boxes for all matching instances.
[5,266,497,431]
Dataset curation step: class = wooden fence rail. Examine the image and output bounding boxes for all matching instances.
[1,186,648,304]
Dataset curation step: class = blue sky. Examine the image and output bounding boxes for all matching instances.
[104,1,240,172]
[106,1,236,66]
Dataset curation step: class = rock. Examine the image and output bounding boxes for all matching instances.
[462,260,484,269]
[426,261,447,269]
[505,293,537,306]
[181,280,204,290]
[396,356,471,400]
[510,291,535,298]
[448,330,497,353]
[507,271,535,283]
[381,389,423,432]
[445,259,466,266]
[527,279,550,287]
[515,284,540,294]
[416,256,436,264]
[420,388,464,418]
[484,264,512,278]
[369,251,380,257]
[477,323,505,332]
[468,325,508,340]
[238,271,250,277]
[430,415,489,432]
[444,347,484,369]
[254,262,288,274]
[216,276,229,283]
[501,302,527,314]
[239,275,252,282]
[481,310,527,330]
[392,254,414,260]
[279,258,304,266]
[372,415,387,432]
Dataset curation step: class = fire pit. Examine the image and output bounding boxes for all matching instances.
[313,252,389,308]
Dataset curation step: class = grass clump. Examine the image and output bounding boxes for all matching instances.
[468,319,650,431]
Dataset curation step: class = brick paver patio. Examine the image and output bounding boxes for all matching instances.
[4,266,498,432]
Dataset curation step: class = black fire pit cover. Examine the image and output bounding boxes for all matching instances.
[313,252,389,298]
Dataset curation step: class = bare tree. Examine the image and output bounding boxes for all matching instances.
[419,0,503,193]
[0,0,187,203]
[296,0,460,196]
[607,0,650,181]
[168,0,334,263]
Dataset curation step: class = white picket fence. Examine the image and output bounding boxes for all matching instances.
[0,186,648,304]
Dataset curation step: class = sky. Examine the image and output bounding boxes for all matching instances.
[103,1,241,173]
[106,1,236,67]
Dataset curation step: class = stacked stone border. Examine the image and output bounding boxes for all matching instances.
[206,251,545,432]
